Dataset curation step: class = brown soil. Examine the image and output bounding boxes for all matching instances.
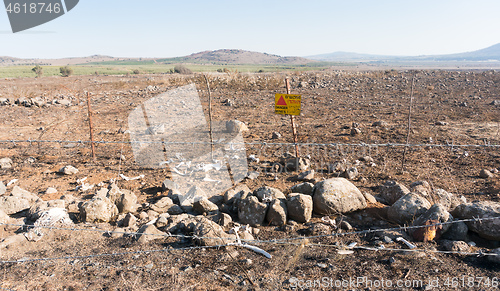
[0,70,499,290]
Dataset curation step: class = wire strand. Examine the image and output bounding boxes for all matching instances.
[0,216,498,265]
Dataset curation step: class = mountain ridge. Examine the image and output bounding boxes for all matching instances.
[157,49,312,65]
[308,43,500,62]
[1,44,500,66]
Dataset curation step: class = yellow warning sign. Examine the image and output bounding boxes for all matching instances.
[275,94,301,116]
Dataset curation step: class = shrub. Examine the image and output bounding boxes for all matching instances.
[173,64,193,74]
[32,65,43,77]
[60,66,73,77]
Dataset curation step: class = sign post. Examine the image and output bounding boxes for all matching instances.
[275,78,301,157]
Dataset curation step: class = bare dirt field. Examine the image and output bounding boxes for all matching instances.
[0,69,499,290]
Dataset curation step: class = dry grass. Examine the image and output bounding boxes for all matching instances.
[0,70,499,290]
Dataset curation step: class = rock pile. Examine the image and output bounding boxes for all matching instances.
[0,96,74,108]
[0,173,499,262]
[377,180,500,249]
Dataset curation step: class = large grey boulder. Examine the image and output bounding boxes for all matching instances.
[116,190,138,213]
[172,215,200,234]
[193,197,219,214]
[290,182,315,196]
[162,213,198,233]
[150,197,174,213]
[136,224,165,244]
[28,200,66,221]
[312,178,367,215]
[207,194,224,206]
[410,181,432,200]
[266,199,287,226]
[433,189,461,211]
[441,220,469,241]
[193,218,236,246]
[121,213,138,228]
[11,186,41,204]
[238,196,268,226]
[167,204,184,215]
[379,181,410,205]
[451,201,500,241]
[224,184,251,205]
[94,188,108,198]
[219,213,232,227]
[80,197,119,223]
[0,196,30,214]
[61,195,81,213]
[253,186,285,203]
[387,193,431,224]
[155,213,170,228]
[25,208,74,241]
[106,183,123,204]
[287,193,313,223]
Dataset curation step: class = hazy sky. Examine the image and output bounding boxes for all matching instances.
[1,0,499,58]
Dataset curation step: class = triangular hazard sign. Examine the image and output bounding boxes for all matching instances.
[276,96,287,106]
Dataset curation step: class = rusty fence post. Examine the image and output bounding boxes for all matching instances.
[86,92,96,161]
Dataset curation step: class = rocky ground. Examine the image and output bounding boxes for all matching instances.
[0,70,499,290]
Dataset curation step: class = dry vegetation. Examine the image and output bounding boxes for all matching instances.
[0,69,499,290]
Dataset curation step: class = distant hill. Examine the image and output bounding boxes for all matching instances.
[2,44,499,67]
[0,50,312,66]
[308,42,500,62]
[158,49,312,65]
[413,43,500,61]
[0,55,118,66]
[0,56,32,65]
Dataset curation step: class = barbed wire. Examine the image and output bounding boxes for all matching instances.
[0,216,498,265]
[0,235,496,267]
[1,139,499,148]
[1,216,499,245]
[0,239,496,267]
[0,244,223,265]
